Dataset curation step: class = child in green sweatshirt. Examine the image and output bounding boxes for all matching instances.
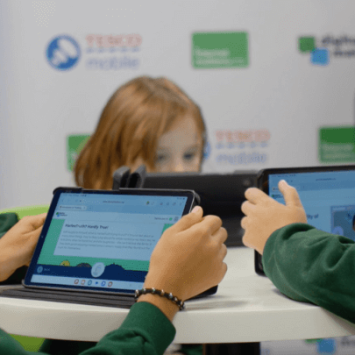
[242,179,355,324]
[0,206,227,355]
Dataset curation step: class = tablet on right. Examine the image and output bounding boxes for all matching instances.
[255,165,355,276]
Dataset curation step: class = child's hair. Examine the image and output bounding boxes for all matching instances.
[74,76,206,189]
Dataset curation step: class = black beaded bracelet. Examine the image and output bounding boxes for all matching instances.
[134,288,185,311]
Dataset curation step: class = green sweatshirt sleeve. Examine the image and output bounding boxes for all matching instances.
[0,302,176,355]
[0,213,19,238]
[263,223,355,324]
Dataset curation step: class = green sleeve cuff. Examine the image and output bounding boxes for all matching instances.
[262,223,315,279]
[40,302,176,355]
[261,223,355,323]
[0,213,19,238]
[0,328,33,354]
[262,223,314,273]
[120,302,176,354]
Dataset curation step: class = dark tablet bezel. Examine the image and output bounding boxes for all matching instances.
[143,172,257,247]
[24,187,198,295]
[255,164,355,276]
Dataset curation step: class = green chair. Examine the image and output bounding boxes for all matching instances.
[0,204,50,219]
[0,204,49,352]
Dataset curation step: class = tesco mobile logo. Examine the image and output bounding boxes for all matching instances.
[46,35,81,71]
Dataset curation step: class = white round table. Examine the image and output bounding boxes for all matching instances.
[0,247,354,343]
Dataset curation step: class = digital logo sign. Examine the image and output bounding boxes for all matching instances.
[299,35,355,66]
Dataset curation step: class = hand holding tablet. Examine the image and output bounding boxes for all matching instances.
[0,213,47,282]
[23,187,202,296]
[247,164,355,276]
[0,187,225,309]
[144,206,228,302]
[241,180,307,255]
[139,206,228,320]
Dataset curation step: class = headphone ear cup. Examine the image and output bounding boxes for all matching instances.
[127,164,147,188]
[112,166,131,190]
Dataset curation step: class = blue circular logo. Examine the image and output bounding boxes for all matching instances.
[46,35,80,71]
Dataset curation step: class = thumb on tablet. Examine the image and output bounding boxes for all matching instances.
[172,206,203,232]
[278,180,303,208]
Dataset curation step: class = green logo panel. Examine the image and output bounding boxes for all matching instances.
[67,134,90,171]
[299,36,316,52]
[192,32,249,68]
[319,127,355,163]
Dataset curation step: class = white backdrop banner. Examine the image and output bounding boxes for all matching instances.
[1,0,355,210]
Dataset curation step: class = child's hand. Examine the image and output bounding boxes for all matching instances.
[143,206,227,302]
[0,213,47,281]
[241,180,307,254]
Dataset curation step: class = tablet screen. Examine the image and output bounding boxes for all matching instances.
[268,169,355,240]
[255,166,355,276]
[25,189,193,294]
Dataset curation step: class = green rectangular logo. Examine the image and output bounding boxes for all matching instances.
[298,36,316,52]
[67,134,90,171]
[319,126,355,163]
[192,32,249,69]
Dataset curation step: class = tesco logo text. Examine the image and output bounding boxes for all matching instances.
[86,34,142,48]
